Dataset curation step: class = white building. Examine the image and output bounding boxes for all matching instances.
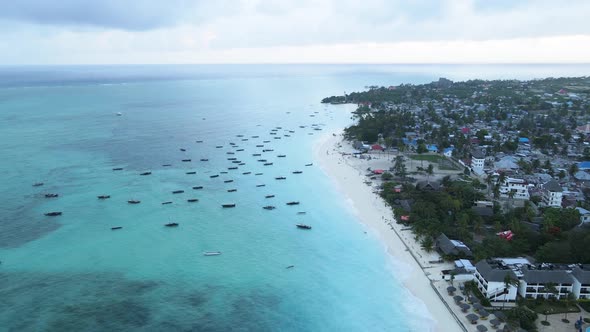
[542,180,563,207]
[572,266,590,300]
[518,267,574,300]
[499,177,530,200]
[575,207,590,225]
[471,150,485,175]
[474,260,519,302]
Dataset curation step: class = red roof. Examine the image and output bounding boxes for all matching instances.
[373,169,384,174]
[371,144,384,150]
[461,127,470,134]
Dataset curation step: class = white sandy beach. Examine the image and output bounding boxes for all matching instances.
[313,131,464,332]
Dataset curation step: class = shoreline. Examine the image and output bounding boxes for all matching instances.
[313,131,463,332]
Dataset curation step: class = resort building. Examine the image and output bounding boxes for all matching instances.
[518,267,574,300]
[572,266,590,300]
[435,233,473,258]
[474,260,519,302]
[575,207,590,225]
[499,177,530,200]
[542,180,563,207]
[471,150,485,175]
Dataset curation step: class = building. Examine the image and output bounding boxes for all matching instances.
[471,149,485,175]
[572,266,590,300]
[575,207,590,225]
[443,147,454,157]
[518,266,574,300]
[499,177,530,200]
[474,260,519,302]
[435,233,473,258]
[542,180,563,207]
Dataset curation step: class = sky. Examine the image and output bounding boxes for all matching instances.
[1,0,589,64]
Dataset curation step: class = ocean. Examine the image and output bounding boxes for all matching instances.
[0,64,589,331]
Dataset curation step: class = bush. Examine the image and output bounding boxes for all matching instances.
[541,321,550,326]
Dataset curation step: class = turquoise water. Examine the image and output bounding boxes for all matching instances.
[1,64,589,331]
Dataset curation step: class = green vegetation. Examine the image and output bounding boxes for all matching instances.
[521,298,580,316]
[579,301,590,313]
[408,154,445,162]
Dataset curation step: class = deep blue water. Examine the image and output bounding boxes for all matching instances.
[1,64,589,331]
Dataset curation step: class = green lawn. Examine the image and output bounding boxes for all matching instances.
[408,154,460,171]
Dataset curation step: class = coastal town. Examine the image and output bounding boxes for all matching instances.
[322,77,590,331]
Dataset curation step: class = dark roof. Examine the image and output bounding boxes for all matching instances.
[475,260,517,282]
[543,180,562,192]
[435,233,473,257]
[472,206,494,217]
[572,266,590,284]
[417,181,441,191]
[472,149,485,159]
[521,268,574,284]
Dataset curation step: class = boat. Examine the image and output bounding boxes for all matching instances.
[296,224,312,229]
[229,142,236,146]
[140,172,152,175]
[165,222,179,227]
[265,195,275,198]
[216,146,223,148]
[277,155,286,158]
[286,265,295,269]
[162,201,173,205]
[263,206,275,210]
[193,186,203,190]
[239,163,245,166]
[186,171,196,174]
[97,195,111,199]
[232,160,241,164]
[228,167,238,170]
[237,134,244,137]
[257,159,267,162]
[305,163,313,166]
[187,198,199,202]
[263,141,270,143]
[220,171,228,174]
[116,112,122,116]
[44,212,62,216]
[180,148,186,151]
[162,164,172,167]
[256,184,265,187]
[286,201,300,205]
[256,145,264,147]
[241,139,248,141]
[252,136,259,138]
[252,153,261,156]
[224,180,233,183]
[242,172,251,175]
[297,211,306,215]
[226,152,234,155]
[172,190,184,194]
[111,226,122,230]
[236,149,244,151]
[33,182,44,187]
[45,193,59,198]
[227,189,237,192]
[275,177,286,180]
[196,140,203,143]
[263,163,273,166]
[200,158,209,161]
[273,137,281,139]
[292,171,303,174]
[263,149,273,152]
[112,167,123,171]
[210,174,219,178]
[222,204,236,208]
[128,200,141,204]
[228,157,237,160]
[181,159,191,162]
[255,173,263,176]
[203,251,222,256]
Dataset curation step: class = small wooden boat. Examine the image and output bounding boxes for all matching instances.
[200,158,209,161]
[292,171,303,174]
[239,163,245,166]
[263,149,273,152]
[181,159,191,162]
[112,167,123,171]
[172,190,184,194]
[270,132,276,135]
[228,157,237,160]
[45,193,59,198]
[297,212,306,215]
[186,171,196,174]
[128,200,141,204]
[232,160,241,164]
[229,142,236,146]
[111,226,122,230]
[236,149,244,151]
[196,140,203,143]
[263,206,275,210]
[257,159,267,162]
[220,171,228,174]
[224,180,233,183]
[273,137,281,140]
[210,174,219,178]
[44,211,62,216]
[252,153,261,156]
[242,172,251,175]
[203,251,221,256]
[222,204,236,208]
[216,146,223,148]
[180,148,186,151]
[263,140,270,143]
[305,163,313,166]
[33,182,44,187]
[256,145,264,147]
[187,198,199,202]
[226,152,235,155]
[237,134,244,137]
[275,177,286,180]
[97,195,111,199]
[296,224,312,229]
[140,171,152,175]
[228,167,238,170]
[162,164,172,167]
[265,195,275,198]
[286,201,300,205]
[165,222,179,227]
[241,139,248,141]
[255,173,263,176]
[256,184,265,187]
[192,186,203,190]
[227,189,237,192]
[162,201,173,205]
[277,155,286,157]
[252,135,259,138]
[264,163,273,166]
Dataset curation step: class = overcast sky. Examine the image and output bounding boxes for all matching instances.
[1,0,589,64]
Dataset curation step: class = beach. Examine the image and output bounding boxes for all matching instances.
[314,131,463,332]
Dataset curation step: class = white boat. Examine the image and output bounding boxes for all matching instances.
[203,251,222,256]
[116,112,122,116]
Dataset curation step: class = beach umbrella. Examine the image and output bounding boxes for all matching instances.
[453,295,464,303]
[473,303,484,311]
[447,286,457,294]
[468,295,479,304]
[493,311,507,322]
[501,324,514,332]
[459,303,471,312]
[466,313,479,324]
[479,309,490,319]
[490,318,501,327]
[476,324,488,332]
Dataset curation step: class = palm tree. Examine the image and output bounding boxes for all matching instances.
[508,189,516,209]
[426,164,434,183]
[543,282,559,300]
[502,274,519,308]
[485,174,494,197]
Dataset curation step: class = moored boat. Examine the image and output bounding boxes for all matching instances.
[227,189,237,192]
[45,193,59,198]
[292,171,303,174]
[165,222,179,227]
[128,200,141,204]
[172,190,184,194]
[256,184,265,187]
[181,159,191,162]
[44,211,62,216]
[210,174,219,178]
[263,206,275,210]
[193,186,203,190]
[224,180,233,183]
[186,171,196,174]
[203,251,222,256]
[200,158,209,161]
[275,176,286,180]
[263,163,273,166]
[296,224,312,229]
[228,167,238,170]
[111,226,122,230]
[286,201,299,205]
[222,204,236,208]
[112,167,124,171]
[187,198,199,202]
[97,195,111,199]
[277,155,286,157]
[140,171,152,175]
[162,201,173,205]
[305,163,313,166]
[33,182,44,187]
[265,195,275,198]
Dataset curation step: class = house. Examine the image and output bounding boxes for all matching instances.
[542,180,563,207]
[371,144,384,151]
[578,161,590,171]
[572,265,590,300]
[576,124,590,135]
[417,181,441,191]
[575,207,590,225]
[471,149,485,175]
[518,266,574,300]
[435,233,473,258]
[443,147,454,157]
[474,260,519,302]
[427,144,438,152]
[499,177,530,200]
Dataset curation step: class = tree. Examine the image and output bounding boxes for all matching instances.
[416,141,427,167]
[502,274,519,309]
[569,163,579,178]
[426,164,434,183]
[543,282,559,300]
